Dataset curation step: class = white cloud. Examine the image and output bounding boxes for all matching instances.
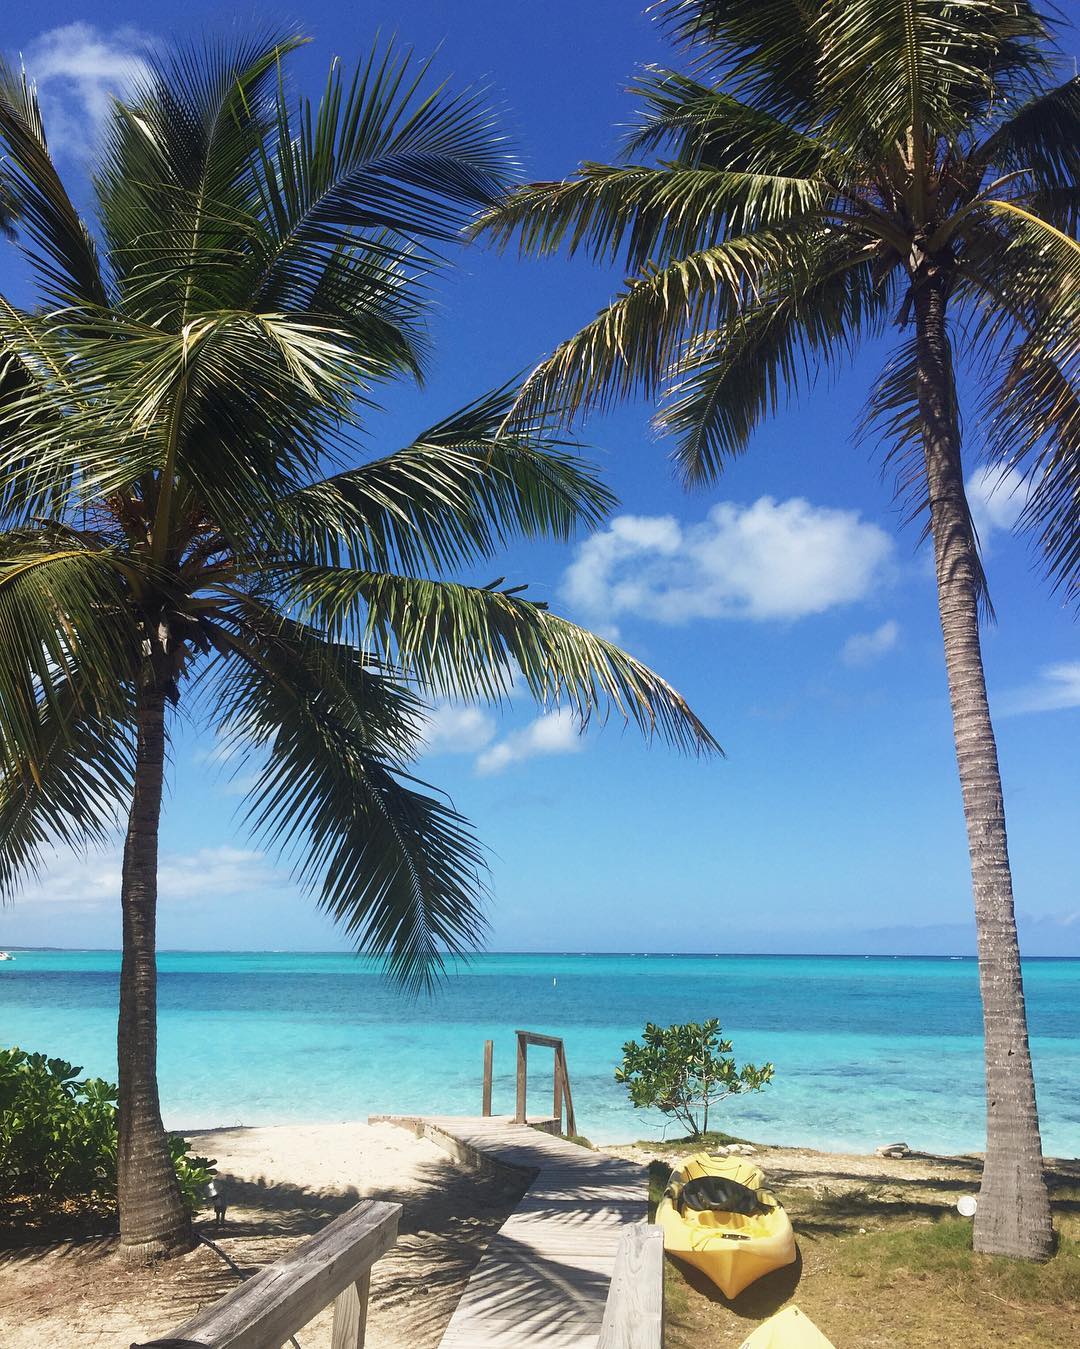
[25,23,152,160]
[841,619,900,667]
[563,497,894,627]
[475,709,584,776]
[19,843,283,910]
[421,702,497,755]
[157,846,281,902]
[999,661,1080,716]
[966,466,1033,543]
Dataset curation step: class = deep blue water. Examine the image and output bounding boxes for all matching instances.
[1,950,1077,1154]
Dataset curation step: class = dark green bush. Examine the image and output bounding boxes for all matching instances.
[615,1019,774,1138]
[0,1046,214,1214]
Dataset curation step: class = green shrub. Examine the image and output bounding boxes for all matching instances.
[0,1046,214,1215]
[615,1020,774,1138]
[170,1134,217,1212]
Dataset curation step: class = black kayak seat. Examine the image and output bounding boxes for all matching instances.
[677,1174,775,1217]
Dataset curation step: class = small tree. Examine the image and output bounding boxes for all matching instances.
[616,1020,773,1139]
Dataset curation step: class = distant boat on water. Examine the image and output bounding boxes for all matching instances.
[0,951,14,961]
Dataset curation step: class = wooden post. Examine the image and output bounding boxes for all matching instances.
[558,1045,577,1137]
[598,1224,664,1348]
[330,1270,371,1349]
[553,1053,564,1132]
[482,1039,493,1117]
[515,1031,527,1123]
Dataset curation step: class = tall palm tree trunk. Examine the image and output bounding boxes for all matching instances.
[117,665,194,1261]
[913,265,1053,1260]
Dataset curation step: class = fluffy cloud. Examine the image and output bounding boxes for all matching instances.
[25,23,152,160]
[999,662,1080,716]
[966,466,1033,542]
[841,619,900,666]
[421,702,497,755]
[13,843,284,913]
[563,497,894,627]
[476,709,584,775]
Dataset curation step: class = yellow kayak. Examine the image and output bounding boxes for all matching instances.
[738,1306,835,1348]
[657,1153,796,1299]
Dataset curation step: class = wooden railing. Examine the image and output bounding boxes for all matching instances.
[480,1030,577,1135]
[133,1198,399,1349]
[598,1223,665,1349]
[506,1029,576,1135]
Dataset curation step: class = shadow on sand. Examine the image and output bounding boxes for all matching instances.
[0,1151,527,1346]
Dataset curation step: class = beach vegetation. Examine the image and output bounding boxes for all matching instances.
[481,0,1079,1259]
[0,33,716,1260]
[0,1046,214,1221]
[638,1128,752,1154]
[616,1019,774,1137]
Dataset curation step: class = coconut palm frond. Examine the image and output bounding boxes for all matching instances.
[659,246,898,483]
[479,160,823,273]
[0,57,108,307]
[277,384,615,572]
[0,534,138,773]
[650,1,824,121]
[284,566,720,754]
[511,231,806,424]
[624,66,827,174]
[0,662,134,901]
[248,39,514,312]
[210,606,486,991]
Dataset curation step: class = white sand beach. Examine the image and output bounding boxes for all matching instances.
[0,1120,526,1348]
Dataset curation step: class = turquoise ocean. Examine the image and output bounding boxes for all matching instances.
[2,950,1078,1156]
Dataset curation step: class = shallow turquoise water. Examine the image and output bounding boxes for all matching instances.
[1,950,1077,1155]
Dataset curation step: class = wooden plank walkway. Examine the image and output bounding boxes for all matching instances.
[372,1115,649,1348]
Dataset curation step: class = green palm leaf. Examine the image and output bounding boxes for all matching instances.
[283,566,720,754]
[277,385,615,572]
[0,535,138,773]
[0,57,107,307]
[210,607,487,990]
[0,662,134,901]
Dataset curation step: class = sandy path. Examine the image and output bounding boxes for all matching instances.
[0,1121,526,1349]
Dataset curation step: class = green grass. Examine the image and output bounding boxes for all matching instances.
[836,1216,1080,1303]
[647,1160,671,1218]
[635,1130,752,1154]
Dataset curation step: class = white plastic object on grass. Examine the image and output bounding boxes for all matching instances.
[957,1195,977,1218]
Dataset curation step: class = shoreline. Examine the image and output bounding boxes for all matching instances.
[178,1116,1077,1167]
[170,1112,1004,1163]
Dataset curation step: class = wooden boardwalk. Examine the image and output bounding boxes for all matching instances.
[373,1115,649,1348]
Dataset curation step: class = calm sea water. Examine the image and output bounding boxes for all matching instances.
[1,950,1078,1156]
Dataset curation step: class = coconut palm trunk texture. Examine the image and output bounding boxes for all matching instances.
[117,662,194,1259]
[914,264,1053,1260]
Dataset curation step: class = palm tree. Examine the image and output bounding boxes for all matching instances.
[480,0,1079,1259]
[0,35,717,1260]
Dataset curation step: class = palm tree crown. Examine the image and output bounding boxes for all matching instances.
[482,0,1078,597]
[0,34,716,980]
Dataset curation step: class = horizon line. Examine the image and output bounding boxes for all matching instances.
[4,946,1077,961]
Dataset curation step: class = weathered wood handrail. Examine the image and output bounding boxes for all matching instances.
[513,1029,576,1135]
[598,1223,665,1349]
[133,1198,400,1349]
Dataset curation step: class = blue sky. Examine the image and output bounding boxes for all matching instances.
[0,2,1077,955]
